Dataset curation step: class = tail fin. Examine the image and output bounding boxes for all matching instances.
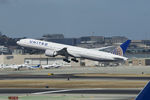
[37,64,41,67]
[112,40,131,56]
[135,81,150,100]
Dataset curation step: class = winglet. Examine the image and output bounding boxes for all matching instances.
[112,40,131,56]
[135,81,150,100]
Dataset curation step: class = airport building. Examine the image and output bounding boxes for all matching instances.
[126,58,150,66]
[0,54,103,67]
[1,54,150,67]
[0,46,9,54]
[0,54,72,66]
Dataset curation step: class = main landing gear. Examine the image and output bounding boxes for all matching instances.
[71,58,79,62]
[63,58,79,63]
[63,59,70,63]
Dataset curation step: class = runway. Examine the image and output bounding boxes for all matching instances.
[0,66,148,100]
[0,88,140,94]
[0,74,150,80]
[0,88,139,100]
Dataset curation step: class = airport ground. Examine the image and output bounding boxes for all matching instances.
[1,66,150,100]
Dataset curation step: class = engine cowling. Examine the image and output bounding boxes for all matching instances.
[45,50,57,57]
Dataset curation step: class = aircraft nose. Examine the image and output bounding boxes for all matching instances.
[17,41,20,45]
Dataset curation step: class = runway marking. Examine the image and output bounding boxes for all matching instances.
[32,89,72,94]
[32,88,140,95]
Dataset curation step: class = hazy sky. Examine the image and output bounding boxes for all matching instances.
[0,0,150,39]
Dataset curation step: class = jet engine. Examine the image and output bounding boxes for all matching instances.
[45,50,57,57]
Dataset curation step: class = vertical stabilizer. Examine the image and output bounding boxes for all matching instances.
[135,81,150,100]
[112,40,131,56]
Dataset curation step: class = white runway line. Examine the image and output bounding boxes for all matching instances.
[32,89,72,94]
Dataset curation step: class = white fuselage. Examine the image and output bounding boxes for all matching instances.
[17,39,127,62]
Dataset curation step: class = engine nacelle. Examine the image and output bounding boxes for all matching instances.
[45,50,57,57]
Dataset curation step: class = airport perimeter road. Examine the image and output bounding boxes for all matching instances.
[1,66,150,75]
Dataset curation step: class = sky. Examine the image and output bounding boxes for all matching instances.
[0,0,150,40]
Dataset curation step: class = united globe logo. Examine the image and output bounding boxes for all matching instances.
[112,47,123,56]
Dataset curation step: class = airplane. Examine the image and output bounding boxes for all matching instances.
[0,64,41,70]
[51,63,61,68]
[42,64,61,69]
[41,62,62,69]
[0,64,5,69]
[135,81,150,100]
[41,65,52,69]
[17,38,131,63]
[3,64,23,70]
[27,64,41,69]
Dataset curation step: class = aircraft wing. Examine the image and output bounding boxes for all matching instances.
[57,48,69,58]
[57,48,80,58]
